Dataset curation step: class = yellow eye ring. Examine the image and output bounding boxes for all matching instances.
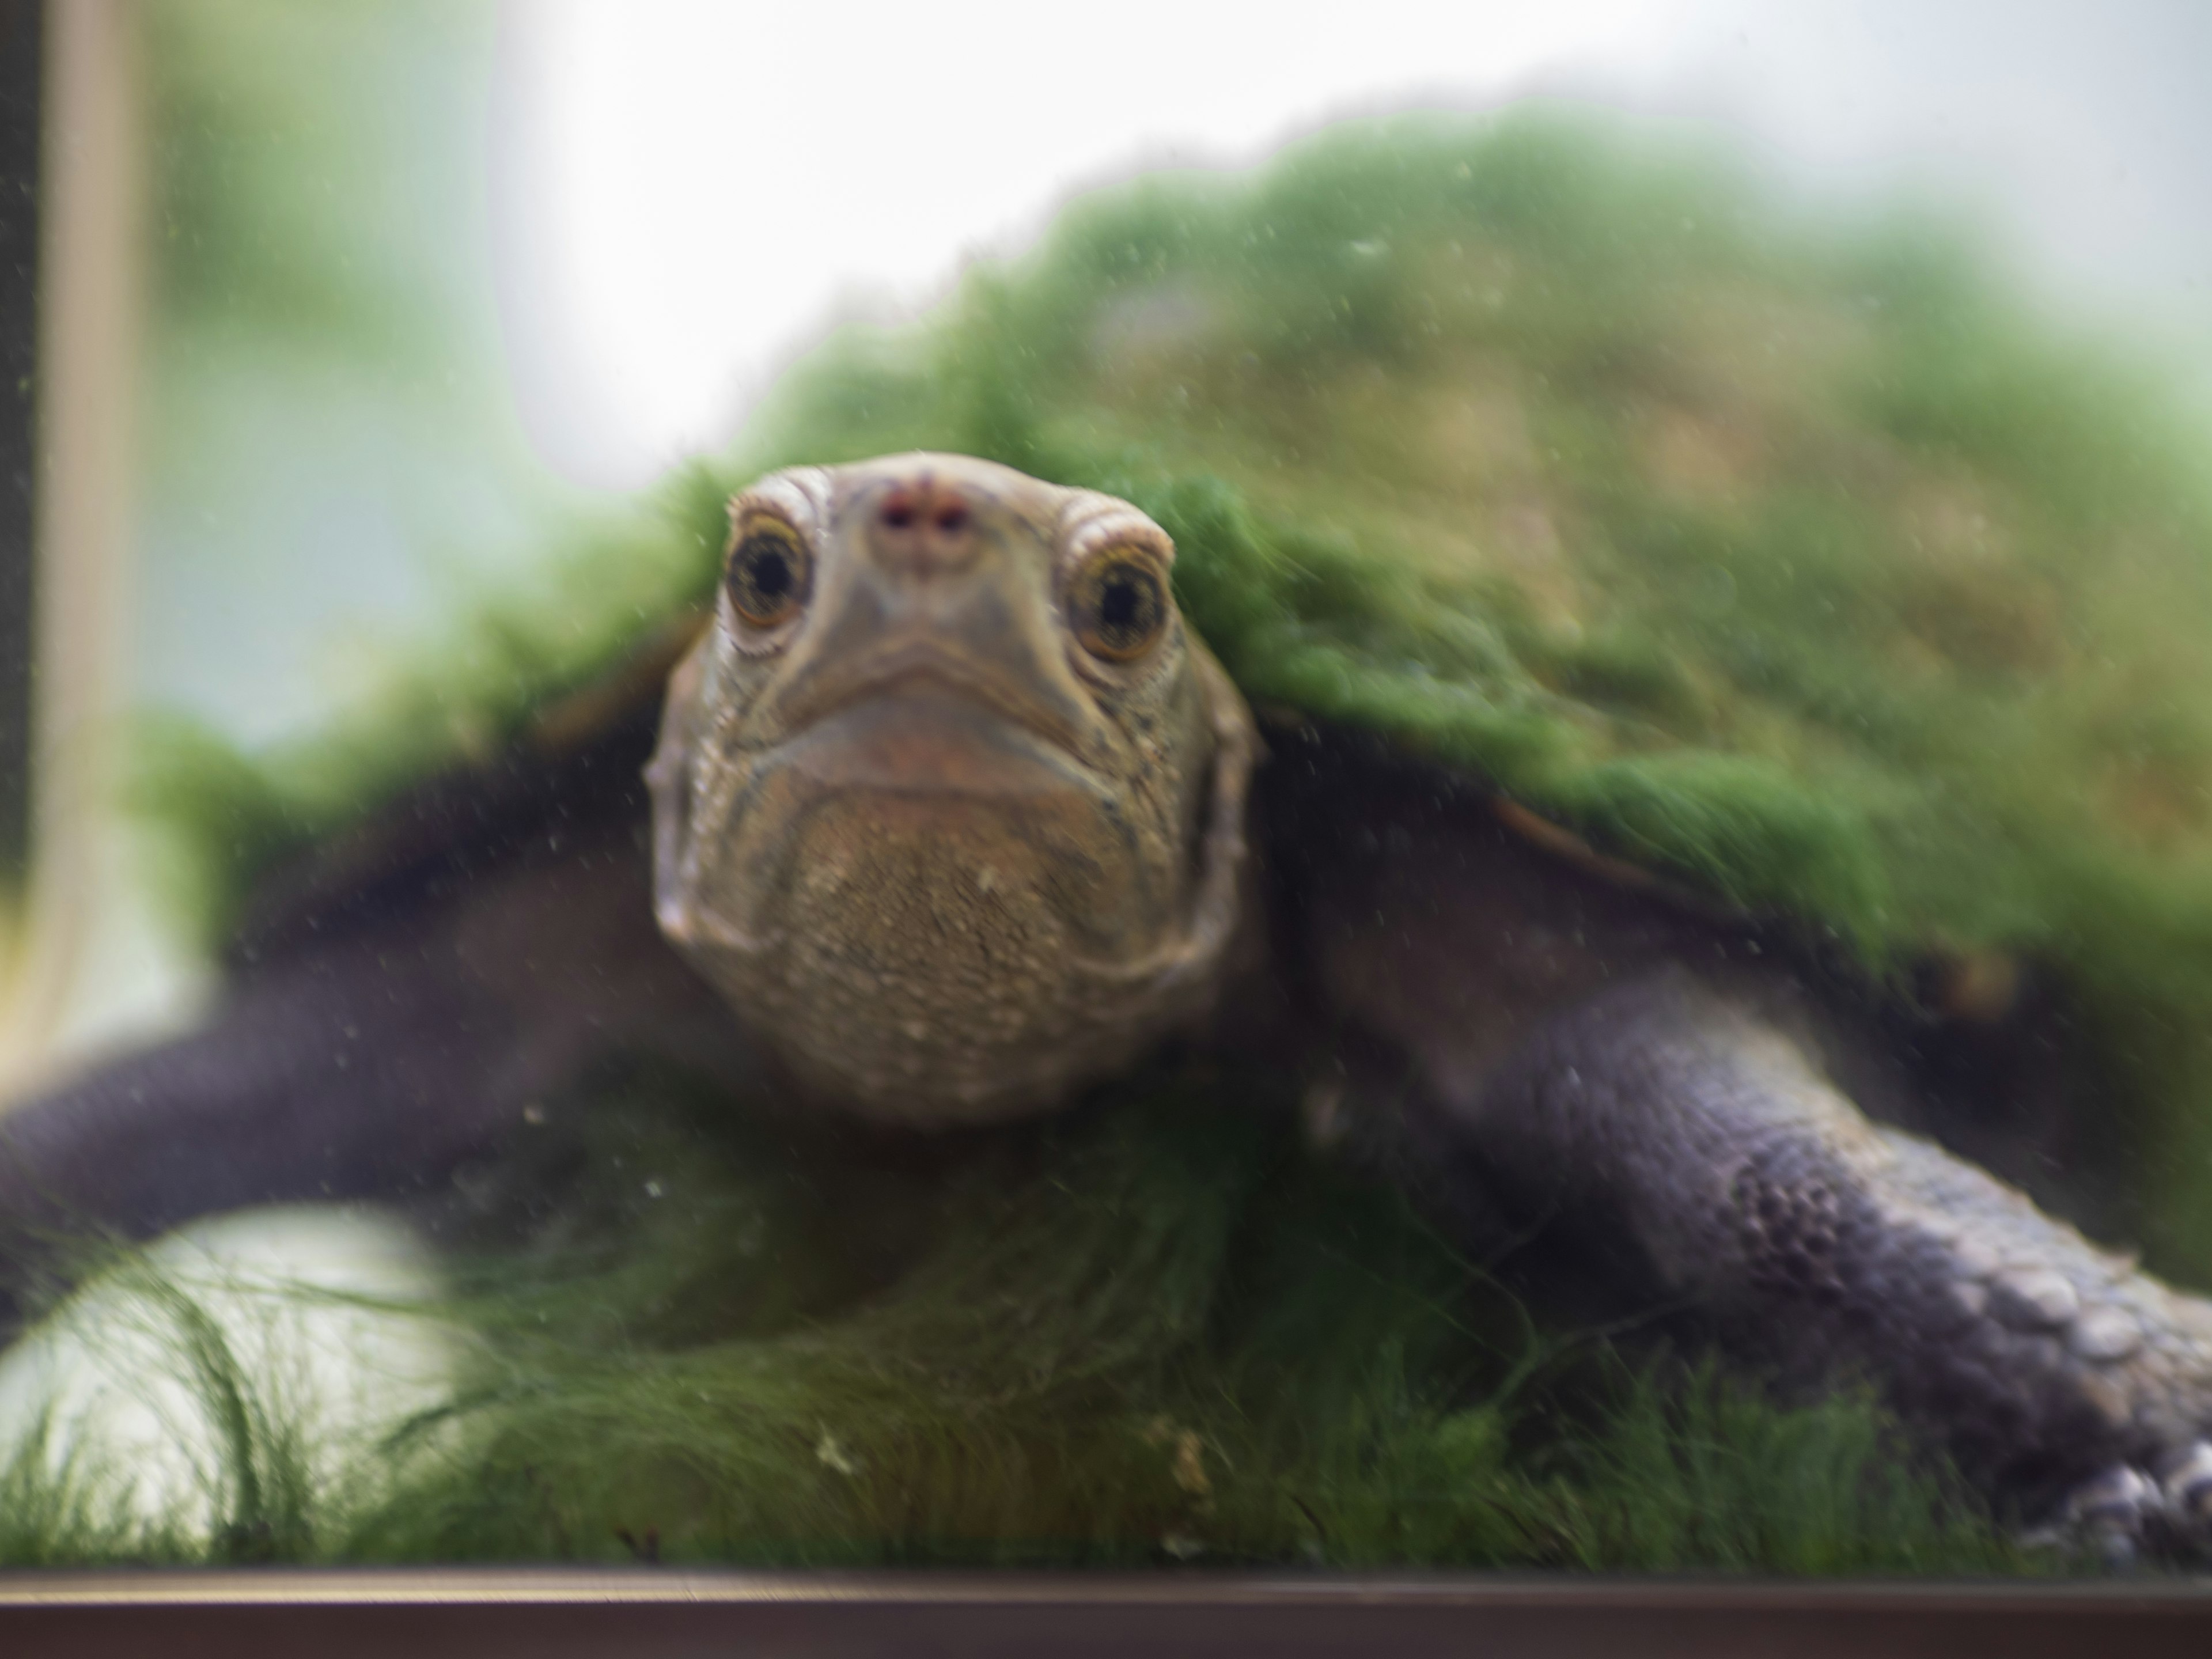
[726,521,812,628]
[1068,547,1171,662]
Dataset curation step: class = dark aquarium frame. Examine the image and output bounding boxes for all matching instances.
[0,0,35,880]
[5,1570,2212,1657]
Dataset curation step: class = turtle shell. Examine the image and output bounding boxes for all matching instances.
[160,113,2212,1272]
[728,115,2212,1276]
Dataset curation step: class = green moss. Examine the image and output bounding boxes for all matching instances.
[334,1086,2013,1570]
[0,1070,2029,1573]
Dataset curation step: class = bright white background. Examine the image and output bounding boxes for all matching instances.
[487,0,2212,491]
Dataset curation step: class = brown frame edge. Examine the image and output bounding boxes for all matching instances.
[3,1571,2212,1657]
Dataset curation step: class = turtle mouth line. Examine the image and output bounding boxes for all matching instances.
[766,644,1096,763]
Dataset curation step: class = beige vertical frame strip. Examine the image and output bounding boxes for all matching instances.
[0,1,141,1089]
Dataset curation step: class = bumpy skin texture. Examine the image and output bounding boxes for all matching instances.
[1472,982,2212,1501]
[647,455,1253,1124]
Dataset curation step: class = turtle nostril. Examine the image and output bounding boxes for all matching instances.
[872,481,980,573]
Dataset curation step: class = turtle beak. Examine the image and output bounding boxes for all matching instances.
[745,467,1114,771]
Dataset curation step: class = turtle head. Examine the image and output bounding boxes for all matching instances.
[646,453,1255,1125]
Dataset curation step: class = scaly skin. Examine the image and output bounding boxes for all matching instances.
[1463,978,2212,1511]
[1282,725,2212,1548]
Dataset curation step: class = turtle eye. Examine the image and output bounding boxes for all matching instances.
[1068,547,1171,662]
[726,520,812,628]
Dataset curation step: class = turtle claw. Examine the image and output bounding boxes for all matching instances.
[2156,1441,2212,1528]
[2040,1445,2212,1567]
[2055,1464,2162,1568]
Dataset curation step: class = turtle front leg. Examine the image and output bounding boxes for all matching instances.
[0,817,757,1331]
[1399,971,2212,1552]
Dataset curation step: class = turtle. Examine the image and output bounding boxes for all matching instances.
[9,116,2212,1568]
[5,444,2212,1560]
